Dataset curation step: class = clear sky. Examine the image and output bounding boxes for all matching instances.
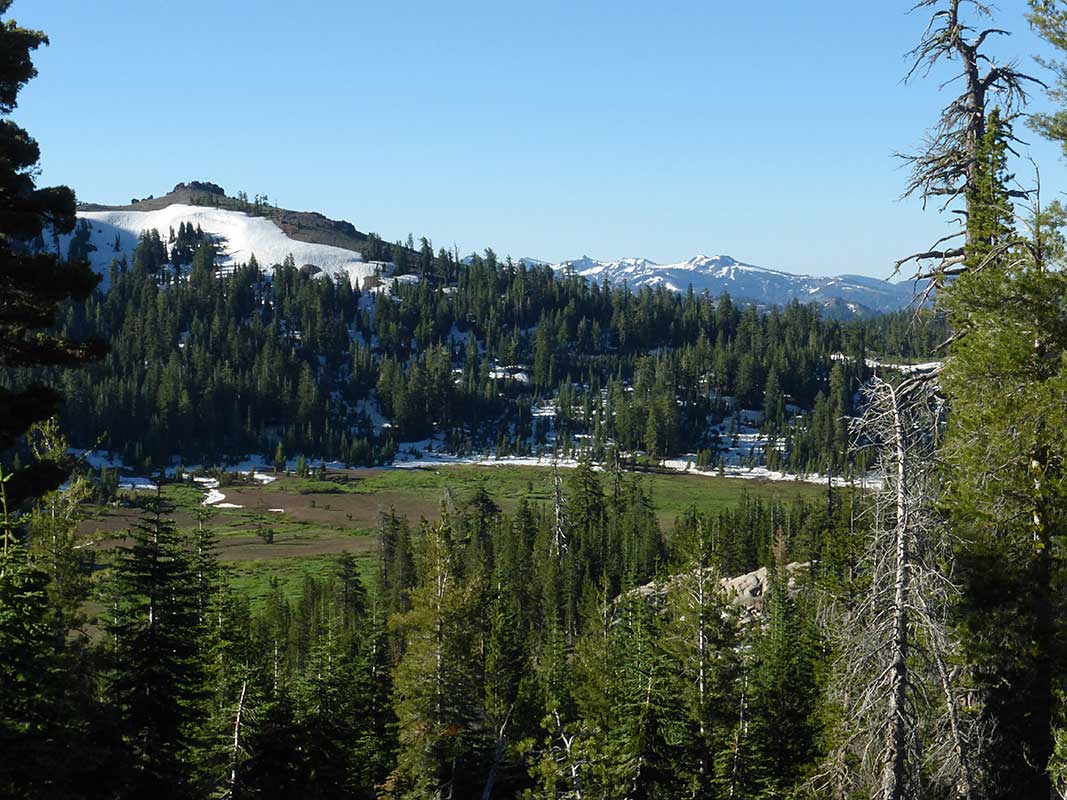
[12,0,1067,277]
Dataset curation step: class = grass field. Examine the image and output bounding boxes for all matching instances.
[80,464,826,606]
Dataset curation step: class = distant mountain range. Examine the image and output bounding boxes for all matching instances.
[65,183,917,317]
[532,254,917,318]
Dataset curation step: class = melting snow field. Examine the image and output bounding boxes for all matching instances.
[831,352,942,375]
[203,489,227,506]
[59,204,384,289]
[200,470,277,508]
[118,476,158,491]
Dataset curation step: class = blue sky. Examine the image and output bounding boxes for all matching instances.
[12,0,1067,277]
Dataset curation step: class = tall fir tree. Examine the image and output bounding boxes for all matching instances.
[0,0,105,507]
[106,495,206,799]
[942,108,1067,798]
[388,519,487,799]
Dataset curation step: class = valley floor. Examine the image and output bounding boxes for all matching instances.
[77,463,825,607]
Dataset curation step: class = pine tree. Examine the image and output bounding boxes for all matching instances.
[0,474,63,798]
[0,9,109,796]
[941,109,1067,798]
[661,517,740,798]
[743,560,823,797]
[106,494,205,799]
[606,598,684,799]
[0,0,105,507]
[388,519,487,798]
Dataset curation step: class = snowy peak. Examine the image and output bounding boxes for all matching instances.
[544,254,914,317]
[557,256,659,277]
[54,197,391,291]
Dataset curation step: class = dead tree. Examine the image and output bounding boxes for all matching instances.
[818,378,980,800]
[228,680,248,800]
[897,0,1040,291]
[552,463,567,558]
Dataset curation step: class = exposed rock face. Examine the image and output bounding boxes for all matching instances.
[77,182,375,256]
[721,562,808,618]
[173,181,226,196]
[629,561,809,622]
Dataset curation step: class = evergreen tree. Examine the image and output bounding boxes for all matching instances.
[388,520,487,798]
[106,495,205,799]
[942,109,1067,797]
[0,0,104,506]
[743,560,823,797]
[0,8,110,797]
[0,490,65,798]
[661,517,740,797]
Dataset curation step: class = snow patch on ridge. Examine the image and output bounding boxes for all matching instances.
[57,204,387,289]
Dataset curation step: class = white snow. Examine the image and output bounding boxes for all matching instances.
[489,367,531,383]
[661,457,872,488]
[546,254,915,313]
[118,476,157,491]
[833,353,943,374]
[396,454,584,470]
[59,204,385,288]
[70,448,125,470]
[203,489,227,505]
[865,358,942,374]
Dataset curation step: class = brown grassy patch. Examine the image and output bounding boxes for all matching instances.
[216,486,441,528]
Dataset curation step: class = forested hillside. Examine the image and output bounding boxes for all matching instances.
[34,225,944,477]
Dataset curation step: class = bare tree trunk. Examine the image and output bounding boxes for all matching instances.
[820,379,981,800]
[931,638,975,800]
[481,708,512,800]
[230,680,248,800]
[1030,447,1055,799]
[553,711,584,800]
[697,564,707,782]
[629,674,654,798]
[897,0,1039,285]
[729,671,748,800]
[882,386,909,800]
[553,464,566,558]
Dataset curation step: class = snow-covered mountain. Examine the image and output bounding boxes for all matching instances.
[544,254,917,317]
[58,204,388,290]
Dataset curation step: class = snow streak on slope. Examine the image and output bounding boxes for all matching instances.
[61,204,385,289]
[550,254,916,315]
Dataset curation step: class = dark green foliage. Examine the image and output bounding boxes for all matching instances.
[742,563,823,796]
[942,110,1067,798]
[0,1,104,507]
[105,495,205,798]
[0,7,114,798]
[0,540,62,798]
